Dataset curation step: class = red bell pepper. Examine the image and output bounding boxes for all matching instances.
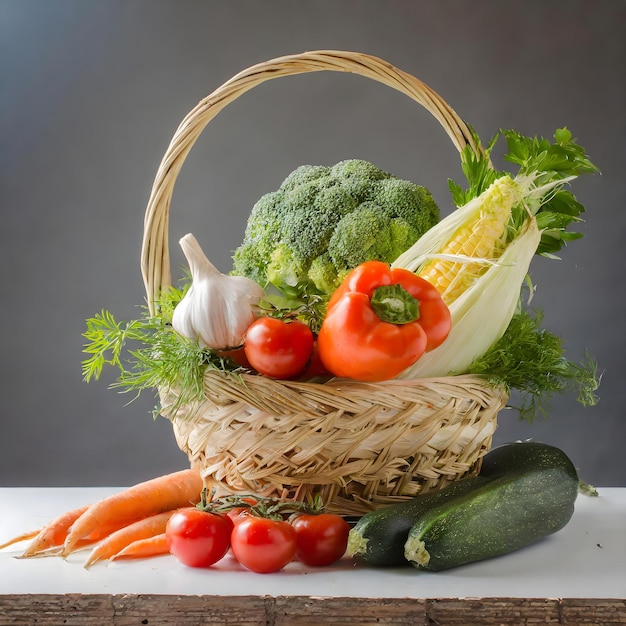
[318,261,451,382]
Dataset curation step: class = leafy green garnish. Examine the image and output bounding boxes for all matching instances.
[448,129,501,205]
[467,308,600,422]
[452,128,601,420]
[449,126,599,256]
[502,127,599,178]
[82,288,244,419]
[259,283,327,334]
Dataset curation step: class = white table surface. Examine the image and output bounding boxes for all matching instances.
[1,486,625,599]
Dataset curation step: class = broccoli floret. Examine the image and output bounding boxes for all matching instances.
[232,159,439,296]
[265,243,307,294]
[331,159,390,201]
[388,218,421,260]
[280,164,330,191]
[370,178,440,231]
[281,186,358,261]
[308,253,348,295]
[232,190,285,286]
[330,159,390,183]
[328,203,395,271]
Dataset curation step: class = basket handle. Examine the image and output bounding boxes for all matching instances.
[141,50,480,313]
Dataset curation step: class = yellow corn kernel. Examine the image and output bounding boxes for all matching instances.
[418,176,522,304]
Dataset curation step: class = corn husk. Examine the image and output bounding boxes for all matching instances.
[395,217,541,378]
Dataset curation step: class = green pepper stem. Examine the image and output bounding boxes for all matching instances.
[370,284,420,324]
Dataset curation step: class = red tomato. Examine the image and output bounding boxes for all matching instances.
[244,317,314,379]
[291,513,350,567]
[298,341,330,380]
[166,508,234,568]
[218,346,251,369]
[227,507,253,525]
[230,516,297,573]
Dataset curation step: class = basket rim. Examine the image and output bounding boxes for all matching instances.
[140,49,483,314]
[162,369,508,423]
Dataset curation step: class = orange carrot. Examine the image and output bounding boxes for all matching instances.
[83,517,142,542]
[15,506,146,557]
[20,504,90,557]
[62,515,151,553]
[0,530,40,551]
[62,468,202,556]
[109,532,169,562]
[83,510,176,568]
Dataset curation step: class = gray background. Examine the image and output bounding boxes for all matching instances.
[2,0,625,488]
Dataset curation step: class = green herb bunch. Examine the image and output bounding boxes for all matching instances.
[468,307,600,421]
[82,287,243,419]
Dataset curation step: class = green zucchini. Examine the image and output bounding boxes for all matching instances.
[479,440,577,478]
[347,474,495,566]
[404,441,579,571]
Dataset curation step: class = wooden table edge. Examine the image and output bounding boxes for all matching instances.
[1,593,625,625]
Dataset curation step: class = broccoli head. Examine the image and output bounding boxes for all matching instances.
[232,159,439,296]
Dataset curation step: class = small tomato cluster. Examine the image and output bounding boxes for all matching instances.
[165,492,350,574]
[240,260,451,383]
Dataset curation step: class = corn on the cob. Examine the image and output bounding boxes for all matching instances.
[397,217,541,379]
[390,127,595,380]
[391,174,537,379]
[416,175,523,304]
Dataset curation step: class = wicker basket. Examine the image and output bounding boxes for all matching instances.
[140,50,509,515]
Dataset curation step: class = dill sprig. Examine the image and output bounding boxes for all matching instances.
[82,287,243,419]
[467,308,600,422]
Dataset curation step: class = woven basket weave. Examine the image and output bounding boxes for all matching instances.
[140,51,508,515]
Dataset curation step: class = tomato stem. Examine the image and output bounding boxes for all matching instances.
[196,487,217,512]
[370,284,420,324]
[201,492,325,519]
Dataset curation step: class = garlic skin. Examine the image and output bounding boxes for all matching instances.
[172,233,264,350]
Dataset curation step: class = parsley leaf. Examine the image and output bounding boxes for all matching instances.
[449,126,599,256]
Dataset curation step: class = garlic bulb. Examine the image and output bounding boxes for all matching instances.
[172,233,264,350]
